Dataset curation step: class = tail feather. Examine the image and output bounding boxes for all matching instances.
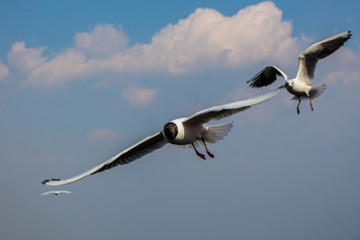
[203,122,233,144]
[291,83,326,101]
[310,83,326,99]
[178,122,233,148]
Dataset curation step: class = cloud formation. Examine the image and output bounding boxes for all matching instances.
[6,1,302,89]
[4,1,349,90]
[0,60,9,82]
[74,24,129,58]
[121,85,157,107]
[7,42,47,75]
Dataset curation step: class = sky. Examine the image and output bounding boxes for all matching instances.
[1,0,360,239]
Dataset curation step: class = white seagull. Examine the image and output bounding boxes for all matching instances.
[42,88,281,186]
[41,190,72,196]
[247,31,352,115]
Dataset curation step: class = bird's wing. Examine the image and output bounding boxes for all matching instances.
[247,66,289,88]
[184,87,282,126]
[42,132,167,186]
[296,31,352,84]
[59,190,72,194]
[41,191,54,196]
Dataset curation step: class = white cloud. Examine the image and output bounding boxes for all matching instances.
[21,50,88,89]
[106,1,299,73]
[74,24,129,58]
[7,2,304,89]
[0,60,10,82]
[121,85,157,107]
[7,42,47,74]
[85,128,119,144]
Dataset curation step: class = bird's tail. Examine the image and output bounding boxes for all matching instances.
[309,83,327,99]
[291,83,326,101]
[203,122,233,144]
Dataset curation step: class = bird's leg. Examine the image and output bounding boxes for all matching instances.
[201,137,214,158]
[192,143,206,160]
[297,98,301,115]
[309,95,314,111]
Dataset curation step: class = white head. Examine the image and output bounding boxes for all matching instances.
[162,119,185,142]
[286,80,295,88]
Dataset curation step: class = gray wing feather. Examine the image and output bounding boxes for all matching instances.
[184,88,282,126]
[296,31,352,84]
[42,132,167,186]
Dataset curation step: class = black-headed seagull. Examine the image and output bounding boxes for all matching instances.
[42,88,281,186]
[247,31,352,115]
[41,190,72,196]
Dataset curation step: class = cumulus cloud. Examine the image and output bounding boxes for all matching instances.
[0,60,10,82]
[7,42,47,74]
[85,128,119,143]
[106,1,299,73]
[7,1,306,89]
[21,50,88,89]
[74,24,129,58]
[121,85,157,107]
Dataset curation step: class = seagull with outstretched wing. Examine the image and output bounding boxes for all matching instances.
[42,88,281,186]
[247,31,352,114]
[41,190,72,196]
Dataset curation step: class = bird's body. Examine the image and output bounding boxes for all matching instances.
[42,88,281,186]
[247,31,352,114]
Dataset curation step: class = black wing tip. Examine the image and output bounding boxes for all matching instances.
[247,77,263,88]
[249,83,263,88]
[41,178,60,184]
[347,30,352,39]
[247,66,280,89]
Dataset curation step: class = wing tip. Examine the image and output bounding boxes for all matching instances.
[41,178,61,185]
[347,30,352,39]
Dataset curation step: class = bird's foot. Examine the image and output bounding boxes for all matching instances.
[201,137,214,158]
[297,107,300,115]
[196,152,206,160]
[206,151,215,158]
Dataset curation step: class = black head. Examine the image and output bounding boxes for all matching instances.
[163,122,178,140]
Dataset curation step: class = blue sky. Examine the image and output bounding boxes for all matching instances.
[1,0,360,239]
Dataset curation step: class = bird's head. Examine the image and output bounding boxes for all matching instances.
[163,122,178,140]
[286,80,294,88]
[162,119,185,142]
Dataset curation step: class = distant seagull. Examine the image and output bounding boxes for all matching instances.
[42,88,281,186]
[41,190,72,196]
[247,31,352,115]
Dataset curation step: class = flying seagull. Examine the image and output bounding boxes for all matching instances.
[41,190,72,196]
[42,88,281,186]
[247,31,352,114]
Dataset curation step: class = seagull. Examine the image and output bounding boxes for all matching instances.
[41,190,72,196]
[247,31,352,115]
[42,88,281,186]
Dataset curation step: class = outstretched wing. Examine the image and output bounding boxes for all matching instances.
[59,190,72,194]
[296,31,352,84]
[184,88,282,126]
[42,132,167,186]
[247,66,289,88]
[41,191,54,196]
